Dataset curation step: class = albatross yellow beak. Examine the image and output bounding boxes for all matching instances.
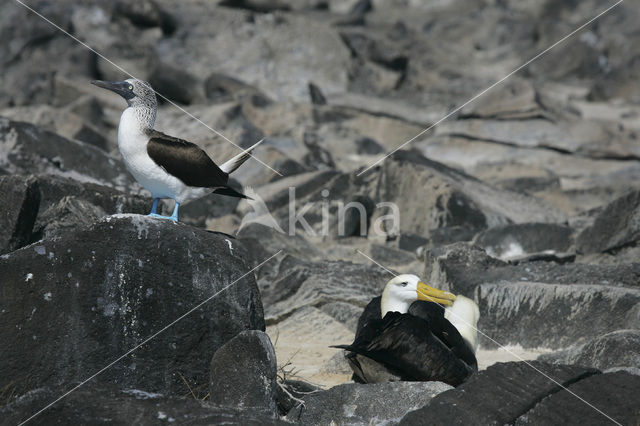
[416,281,457,306]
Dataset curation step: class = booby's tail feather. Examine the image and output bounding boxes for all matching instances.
[212,186,252,200]
[219,138,265,174]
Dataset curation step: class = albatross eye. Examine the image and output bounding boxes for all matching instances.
[400,281,408,287]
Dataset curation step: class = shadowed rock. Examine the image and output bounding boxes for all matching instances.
[477,281,640,348]
[0,215,264,400]
[286,381,451,425]
[114,0,177,35]
[148,61,201,105]
[209,330,278,417]
[372,151,566,240]
[539,330,640,372]
[475,223,574,261]
[0,382,285,425]
[399,361,598,426]
[514,371,640,425]
[576,190,640,254]
[31,174,149,241]
[423,243,640,348]
[0,117,136,192]
[0,175,40,254]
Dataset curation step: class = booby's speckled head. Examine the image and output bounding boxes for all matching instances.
[380,274,457,317]
[91,78,157,109]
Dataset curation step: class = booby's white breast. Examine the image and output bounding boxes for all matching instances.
[118,108,210,203]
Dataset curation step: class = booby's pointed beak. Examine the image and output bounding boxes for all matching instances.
[91,80,135,100]
[416,281,457,306]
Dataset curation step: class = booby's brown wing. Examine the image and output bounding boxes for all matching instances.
[146,130,229,188]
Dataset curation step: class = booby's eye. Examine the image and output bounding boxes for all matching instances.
[128,85,133,91]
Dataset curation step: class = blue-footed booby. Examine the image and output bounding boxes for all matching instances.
[91,78,262,222]
[333,274,480,387]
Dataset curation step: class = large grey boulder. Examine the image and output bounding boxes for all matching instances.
[474,223,574,262]
[422,243,640,348]
[399,361,598,426]
[539,330,640,372]
[0,382,285,425]
[0,175,40,254]
[209,330,278,417]
[153,7,351,102]
[260,256,390,324]
[0,215,265,400]
[31,174,149,241]
[477,281,640,348]
[576,190,640,254]
[0,117,136,192]
[514,371,640,425]
[372,152,566,238]
[286,381,452,425]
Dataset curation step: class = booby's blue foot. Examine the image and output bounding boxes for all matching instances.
[145,199,179,222]
[149,198,160,215]
[168,202,180,222]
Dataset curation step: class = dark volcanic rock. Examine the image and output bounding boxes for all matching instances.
[35,174,148,216]
[148,61,201,105]
[276,379,321,416]
[424,242,640,293]
[399,362,598,426]
[0,117,136,191]
[398,233,428,253]
[308,82,327,105]
[209,330,278,417]
[205,73,266,104]
[0,1,96,109]
[421,243,640,348]
[0,175,40,254]
[219,0,291,13]
[514,372,640,426]
[368,243,416,266]
[372,151,566,241]
[236,224,323,275]
[475,223,574,261]
[539,330,640,372]
[30,174,150,241]
[34,195,113,241]
[576,190,640,254]
[260,256,390,324]
[477,281,640,348]
[114,0,177,35]
[286,381,451,425]
[0,215,265,400]
[423,243,506,297]
[0,382,285,425]
[178,178,244,227]
[355,136,384,155]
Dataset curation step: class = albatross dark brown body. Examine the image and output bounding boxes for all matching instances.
[334,296,477,387]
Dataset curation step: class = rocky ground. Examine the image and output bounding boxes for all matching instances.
[1,0,640,424]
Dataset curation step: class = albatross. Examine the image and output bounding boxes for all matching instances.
[333,274,480,386]
[91,78,263,222]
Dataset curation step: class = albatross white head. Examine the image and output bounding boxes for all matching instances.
[380,274,457,316]
[380,274,480,351]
